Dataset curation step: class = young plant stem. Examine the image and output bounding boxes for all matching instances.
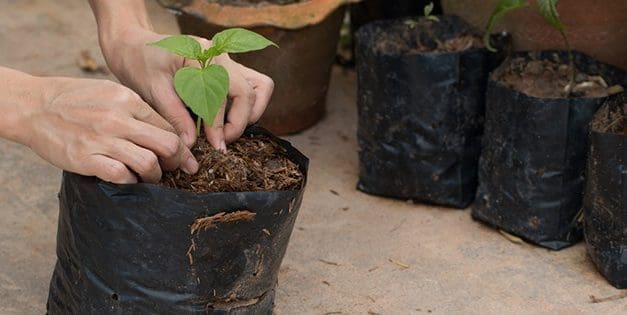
[420,20,442,50]
[196,117,202,137]
[560,30,575,97]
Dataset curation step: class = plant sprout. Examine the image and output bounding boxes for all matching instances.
[484,0,575,95]
[423,2,439,22]
[149,29,277,136]
[405,2,442,48]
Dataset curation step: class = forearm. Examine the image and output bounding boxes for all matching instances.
[89,1,164,81]
[0,67,50,145]
[88,0,153,40]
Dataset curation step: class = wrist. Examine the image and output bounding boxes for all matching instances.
[89,0,154,68]
[0,69,53,146]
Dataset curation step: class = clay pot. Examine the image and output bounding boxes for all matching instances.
[160,0,357,135]
[440,0,627,69]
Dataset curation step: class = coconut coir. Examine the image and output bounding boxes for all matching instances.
[162,134,303,193]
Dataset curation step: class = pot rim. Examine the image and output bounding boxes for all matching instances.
[162,0,359,29]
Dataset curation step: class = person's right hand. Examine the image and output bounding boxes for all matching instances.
[22,77,198,184]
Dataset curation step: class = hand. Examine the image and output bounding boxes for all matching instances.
[21,77,198,184]
[101,27,274,151]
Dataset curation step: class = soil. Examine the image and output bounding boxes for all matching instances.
[496,57,617,99]
[373,19,483,55]
[591,102,627,135]
[161,134,303,193]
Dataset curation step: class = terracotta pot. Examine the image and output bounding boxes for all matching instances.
[160,0,357,135]
[441,0,627,70]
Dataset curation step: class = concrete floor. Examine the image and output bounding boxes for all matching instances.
[0,1,625,314]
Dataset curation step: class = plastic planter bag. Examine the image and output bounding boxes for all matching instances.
[584,94,626,288]
[473,51,626,250]
[46,127,309,314]
[355,15,506,208]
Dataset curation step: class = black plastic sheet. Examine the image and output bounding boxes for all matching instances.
[473,51,626,250]
[584,94,626,288]
[355,16,505,208]
[46,126,309,314]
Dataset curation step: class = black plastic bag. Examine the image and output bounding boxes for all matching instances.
[355,16,506,208]
[473,51,626,250]
[46,127,309,314]
[584,94,626,288]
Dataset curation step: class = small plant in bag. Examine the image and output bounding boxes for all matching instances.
[483,0,577,95]
[149,29,277,136]
[404,2,442,48]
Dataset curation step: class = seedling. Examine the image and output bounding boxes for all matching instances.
[404,2,442,48]
[484,0,576,95]
[423,2,439,22]
[149,29,277,136]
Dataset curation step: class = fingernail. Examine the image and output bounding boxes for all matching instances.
[219,140,227,153]
[182,156,199,175]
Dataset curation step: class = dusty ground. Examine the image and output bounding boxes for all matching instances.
[0,1,625,314]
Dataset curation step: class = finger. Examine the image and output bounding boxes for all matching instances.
[204,102,227,152]
[130,98,176,133]
[104,139,163,183]
[224,72,256,143]
[148,79,197,148]
[83,154,137,184]
[125,120,198,174]
[242,67,274,123]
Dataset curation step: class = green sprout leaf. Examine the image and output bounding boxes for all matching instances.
[148,35,202,59]
[174,65,229,127]
[211,28,277,54]
[424,2,440,22]
[149,29,277,136]
[484,0,529,52]
[537,0,564,31]
[424,2,434,16]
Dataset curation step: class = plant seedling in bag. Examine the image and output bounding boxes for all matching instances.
[149,29,277,136]
[404,2,442,48]
[483,0,576,95]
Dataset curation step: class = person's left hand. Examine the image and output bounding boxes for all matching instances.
[100,27,274,151]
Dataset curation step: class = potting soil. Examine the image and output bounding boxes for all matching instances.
[498,56,619,99]
[162,134,303,193]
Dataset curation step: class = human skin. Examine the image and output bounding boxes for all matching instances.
[0,1,272,185]
[88,0,274,152]
[0,66,198,184]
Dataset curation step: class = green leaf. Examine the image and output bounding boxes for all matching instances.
[200,46,221,61]
[404,19,419,29]
[426,15,440,22]
[483,0,529,52]
[537,0,564,32]
[424,2,434,17]
[423,2,439,21]
[174,65,229,126]
[211,28,277,54]
[148,35,202,60]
